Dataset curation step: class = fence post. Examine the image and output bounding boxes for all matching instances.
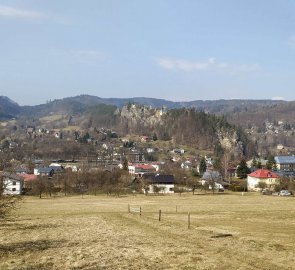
[140,206,142,216]
[159,209,161,221]
[188,212,191,229]
[128,204,130,213]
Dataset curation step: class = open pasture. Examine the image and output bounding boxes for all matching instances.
[1,193,295,269]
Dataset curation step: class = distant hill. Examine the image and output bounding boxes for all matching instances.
[68,95,285,114]
[0,96,21,120]
[1,94,294,157]
[228,101,295,128]
[0,94,289,121]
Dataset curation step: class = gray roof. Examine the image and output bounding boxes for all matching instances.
[143,174,175,184]
[275,156,295,164]
[202,171,222,181]
[37,167,54,174]
[2,172,24,182]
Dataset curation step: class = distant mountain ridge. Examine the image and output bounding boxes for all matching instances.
[0,94,287,120]
[0,96,21,120]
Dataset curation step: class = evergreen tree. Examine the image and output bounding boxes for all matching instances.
[122,157,128,171]
[266,155,276,170]
[199,157,207,175]
[236,159,251,179]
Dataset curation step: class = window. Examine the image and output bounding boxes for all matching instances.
[12,188,16,191]
[12,181,16,185]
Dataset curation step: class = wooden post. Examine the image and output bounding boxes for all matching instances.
[128,204,130,213]
[140,206,142,216]
[159,209,161,221]
[188,212,191,229]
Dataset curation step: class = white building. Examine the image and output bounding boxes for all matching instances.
[247,169,280,191]
[275,156,295,171]
[143,174,175,194]
[128,164,156,175]
[2,173,24,195]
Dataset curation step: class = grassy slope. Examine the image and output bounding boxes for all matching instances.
[1,193,295,270]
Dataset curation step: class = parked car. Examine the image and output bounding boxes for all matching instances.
[279,190,291,196]
[208,183,224,192]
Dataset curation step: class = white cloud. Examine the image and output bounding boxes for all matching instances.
[272,96,286,101]
[156,57,260,74]
[0,5,45,20]
[157,57,214,71]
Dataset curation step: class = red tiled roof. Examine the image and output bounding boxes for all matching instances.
[21,174,38,182]
[135,165,155,170]
[248,169,279,179]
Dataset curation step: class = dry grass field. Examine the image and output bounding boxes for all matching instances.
[1,192,295,270]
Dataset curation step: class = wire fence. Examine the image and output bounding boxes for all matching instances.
[128,204,192,229]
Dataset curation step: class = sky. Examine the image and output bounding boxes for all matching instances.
[1,0,295,105]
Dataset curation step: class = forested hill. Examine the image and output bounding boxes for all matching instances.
[0,94,286,119]
[93,104,255,157]
[227,101,295,128]
[0,96,21,120]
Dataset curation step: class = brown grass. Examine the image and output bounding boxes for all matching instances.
[1,192,295,269]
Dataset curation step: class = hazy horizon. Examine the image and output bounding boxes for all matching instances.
[1,94,290,107]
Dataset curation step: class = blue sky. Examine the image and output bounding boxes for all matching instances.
[1,0,295,105]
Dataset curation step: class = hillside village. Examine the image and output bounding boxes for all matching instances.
[1,108,295,197]
[3,2,295,268]
[1,98,295,198]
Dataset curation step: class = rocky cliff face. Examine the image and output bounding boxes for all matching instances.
[118,104,248,155]
[119,104,165,128]
[217,130,244,156]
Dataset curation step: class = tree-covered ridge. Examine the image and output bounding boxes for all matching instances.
[116,106,252,156]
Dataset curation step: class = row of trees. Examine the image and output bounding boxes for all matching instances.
[26,168,132,198]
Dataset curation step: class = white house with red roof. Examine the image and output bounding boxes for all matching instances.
[247,169,280,191]
[128,164,156,176]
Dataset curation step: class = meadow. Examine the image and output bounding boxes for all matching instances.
[1,192,295,270]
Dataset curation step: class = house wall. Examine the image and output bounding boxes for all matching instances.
[148,184,174,194]
[128,166,135,174]
[3,179,23,195]
[247,176,279,191]
[277,163,295,171]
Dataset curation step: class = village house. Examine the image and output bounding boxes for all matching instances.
[146,148,155,153]
[15,166,29,174]
[274,156,295,171]
[128,164,156,176]
[150,162,162,171]
[34,167,55,177]
[172,149,185,155]
[181,160,193,170]
[2,173,24,195]
[142,174,175,194]
[125,151,145,163]
[247,169,280,191]
[201,171,226,191]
